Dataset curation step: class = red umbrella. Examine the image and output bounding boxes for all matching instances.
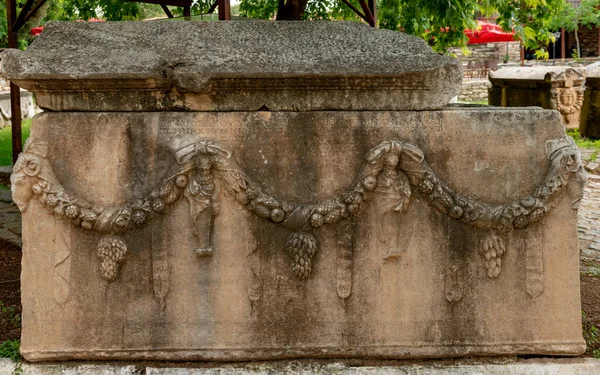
[466,21,515,44]
[31,26,43,36]
[31,18,105,37]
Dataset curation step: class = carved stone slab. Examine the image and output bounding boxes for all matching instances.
[13,108,586,361]
[0,21,462,112]
[580,67,600,138]
[488,66,586,128]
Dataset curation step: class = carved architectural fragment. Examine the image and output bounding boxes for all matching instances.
[336,221,354,300]
[489,66,586,128]
[151,219,170,309]
[445,266,464,302]
[580,65,600,138]
[11,109,587,361]
[53,221,71,305]
[3,21,588,362]
[0,21,462,112]
[479,231,505,278]
[525,227,545,298]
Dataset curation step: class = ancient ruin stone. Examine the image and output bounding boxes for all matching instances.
[489,66,586,128]
[1,21,462,112]
[2,21,587,362]
[580,66,600,138]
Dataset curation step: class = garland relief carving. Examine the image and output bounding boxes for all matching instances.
[11,135,586,301]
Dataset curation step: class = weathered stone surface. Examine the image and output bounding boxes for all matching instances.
[0,21,461,112]
[0,359,139,374]
[488,66,586,128]
[12,108,586,361]
[586,162,600,173]
[580,68,600,138]
[145,360,600,374]
[4,358,600,374]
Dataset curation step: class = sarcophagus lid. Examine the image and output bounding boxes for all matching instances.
[1,21,462,112]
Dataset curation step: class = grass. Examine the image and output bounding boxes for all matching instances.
[0,302,20,330]
[0,339,22,375]
[567,129,600,161]
[0,340,19,363]
[583,311,600,358]
[0,119,31,167]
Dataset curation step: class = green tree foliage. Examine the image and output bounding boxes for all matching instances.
[548,0,600,58]
[237,0,572,54]
[171,0,213,16]
[239,0,278,19]
[0,2,7,47]
[0,0,169,48]
[495,0,568,59]
[377,0,482,52]
[47,0,141,21]
[0,0,590,56]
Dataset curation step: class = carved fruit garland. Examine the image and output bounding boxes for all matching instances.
[11,136,586,284]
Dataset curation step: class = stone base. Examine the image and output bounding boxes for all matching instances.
[2,358,600,374]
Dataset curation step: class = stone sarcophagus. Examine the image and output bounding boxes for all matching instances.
[2,21,587,362]
[488,66,586,128]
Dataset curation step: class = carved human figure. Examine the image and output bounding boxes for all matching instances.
[373,152,411,259]
[183,154,220,257]
[10,136,586,289]
[552,87,584,126]
[173,140,232,258]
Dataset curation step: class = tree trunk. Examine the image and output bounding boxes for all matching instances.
[276,0,309,20]
[575,28,580,59]
[17,1,51,41]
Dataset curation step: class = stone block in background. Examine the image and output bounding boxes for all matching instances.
[489,66,586,128]
[2,21,587,362]
[580,64,600,138]
[0,89,36,128]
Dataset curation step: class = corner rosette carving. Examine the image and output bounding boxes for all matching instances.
[11,135,586,286]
